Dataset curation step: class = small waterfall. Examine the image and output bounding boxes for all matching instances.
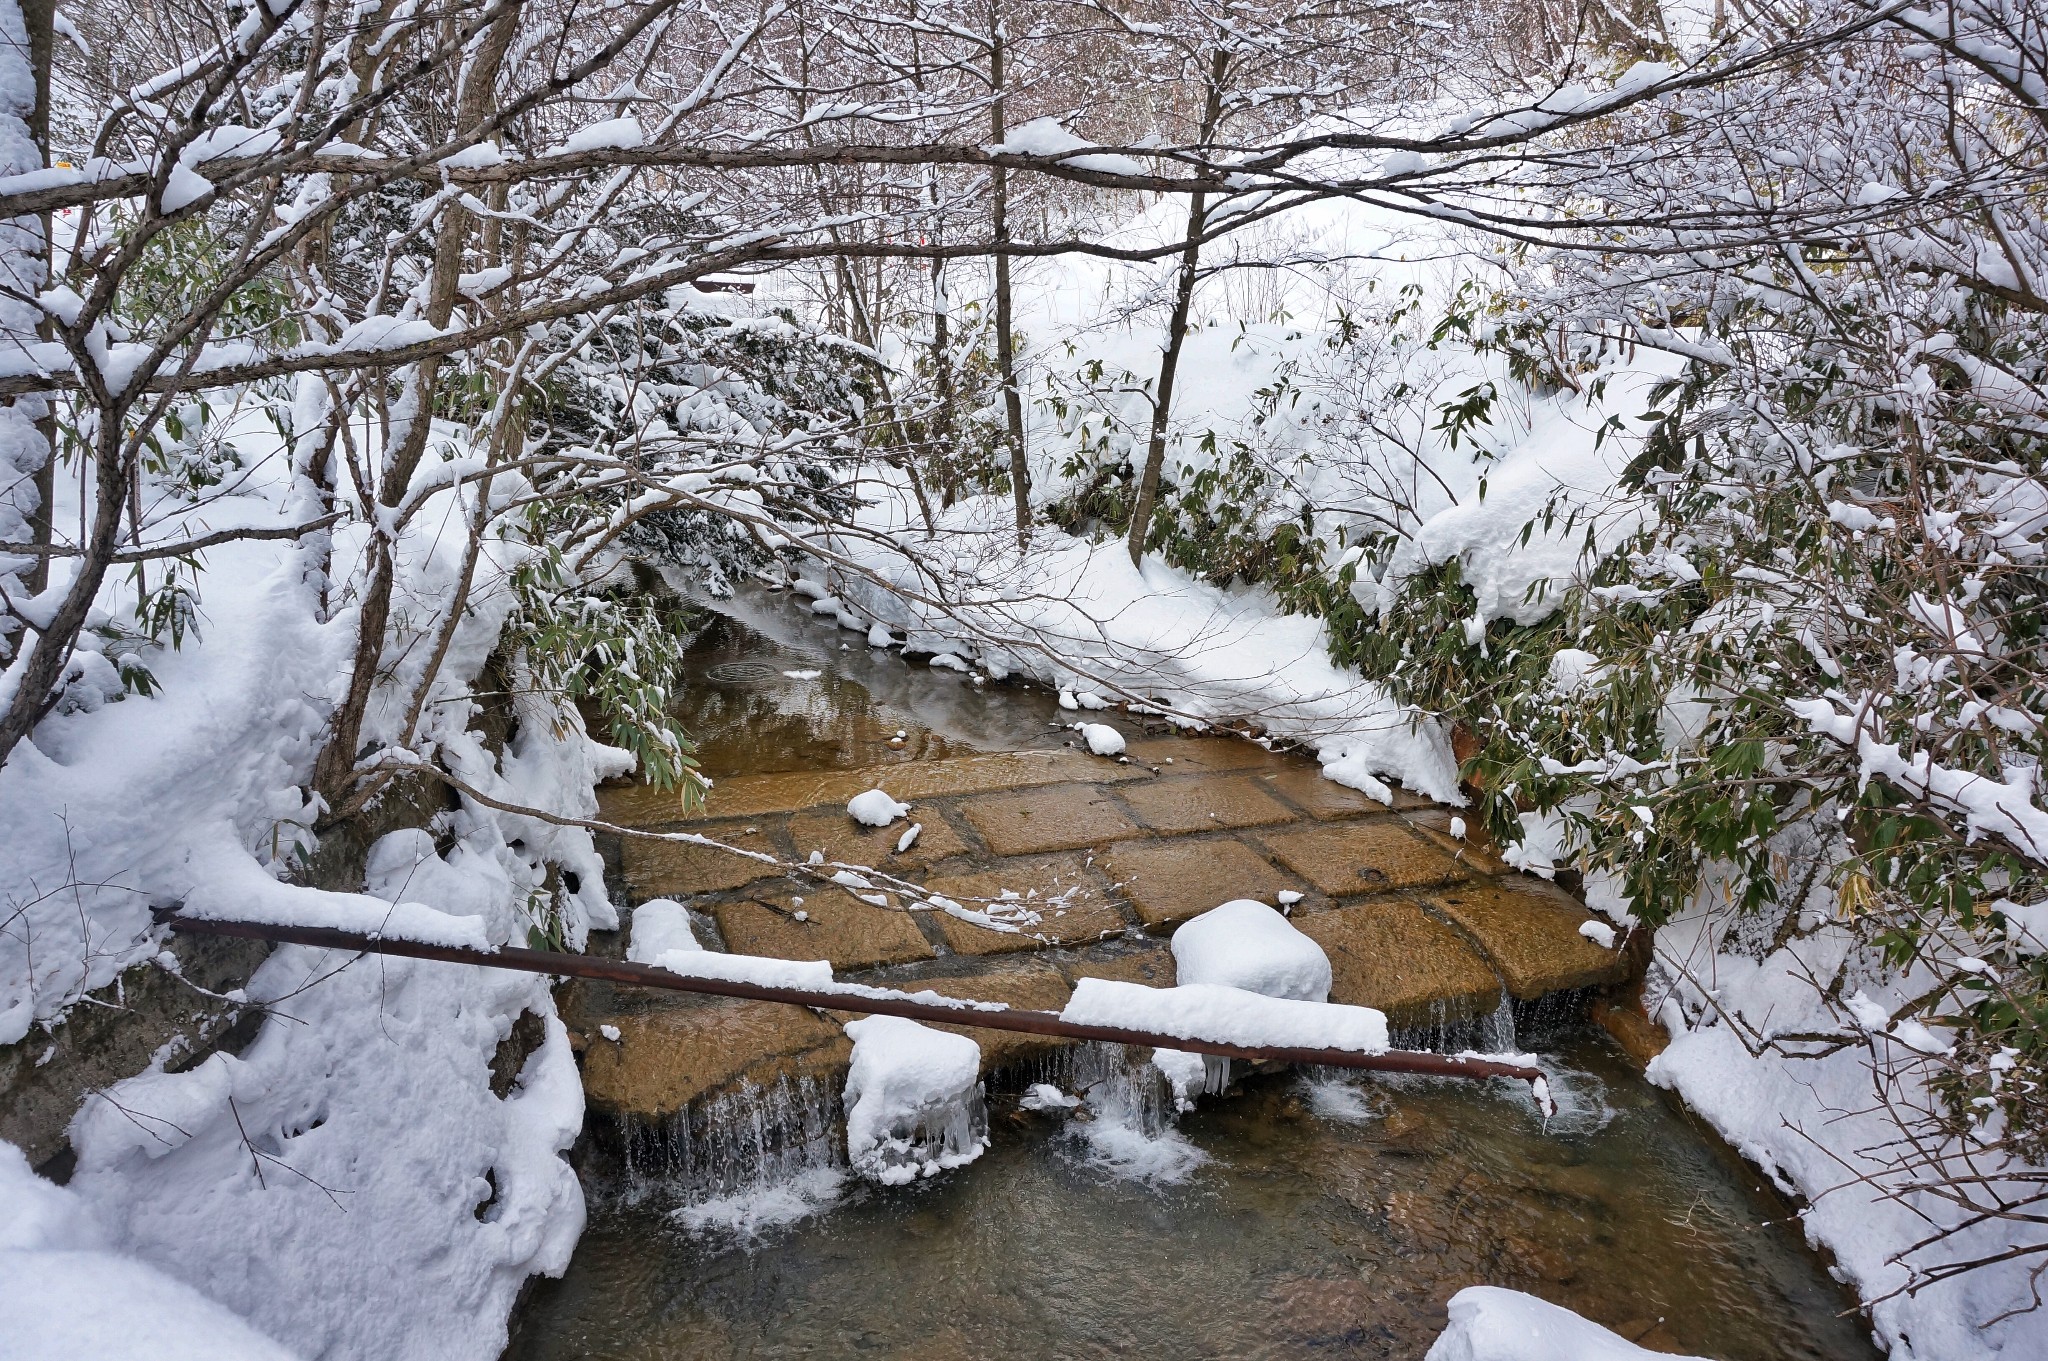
[1013,1042,1209,1183]
[608,1074,848,1235]
[1387,992,1518,1055]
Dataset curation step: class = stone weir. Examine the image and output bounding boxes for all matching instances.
[564,730,1642,1136]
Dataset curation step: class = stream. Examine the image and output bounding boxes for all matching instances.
[506,588,1883,1361]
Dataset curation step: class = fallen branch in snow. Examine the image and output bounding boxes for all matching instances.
[156,913,1544,1082]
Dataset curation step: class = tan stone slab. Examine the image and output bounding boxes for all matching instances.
[1102,836,1300,930]
[957,785,1141,856]
[1423,881,1632,1000]
[1126,736,1282,774]
[924,856,1127,955]
[577,998,848,1118]
[1257,767,1391,820]
[709,886,935,971]
[1404,807,1510,874]
[785,806,969,871]
[620,820,787,899]
[1054,942,1178,990]
[1113,774,1296,836]
[1256,820,1467,896]
[911,960,1075,1070]
[604,750,1147,824]
[1293,901,1502,1027]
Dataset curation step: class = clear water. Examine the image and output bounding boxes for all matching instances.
[509,1035,1880,1360]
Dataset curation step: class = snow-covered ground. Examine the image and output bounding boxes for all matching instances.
[1,406,618,1358]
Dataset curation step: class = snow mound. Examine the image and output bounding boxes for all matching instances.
[1078,723,1125,756]
[1,1247,304,1361]
[847,788,910,826]
[1062,978,1387,1054]
[6,1134,304,1358]
[842,1016,988,1185]
[1172,899,1332,1001]
[1424,1287,1709,1361]
[628,898,700,963]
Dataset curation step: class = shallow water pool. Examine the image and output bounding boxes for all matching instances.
[508,1034,1879,1360]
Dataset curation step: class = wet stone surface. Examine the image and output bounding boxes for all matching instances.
[576,598,1639,1121]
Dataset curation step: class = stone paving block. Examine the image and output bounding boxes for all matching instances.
[575,997,849,1118]
[1404,807,1511,875]
[1103,836,1300,930]
[709,886,934,971]
[1256,820,1467,896]
[1256,767,1390,820]
[785,806,970,871]
[1293,901,1502,1027]
[1054,941,1178,990]
[643,750,1149,821]
[1423,881,1632,1000]
[957,784,1141,856]
[1113,774,1296,836]
[620,820,787,899]
[923,856,1128,955]
[906,960,1075,1071]
[596,779,712,828]
[1126,736,1282,774]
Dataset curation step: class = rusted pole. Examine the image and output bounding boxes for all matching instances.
[159,914,1543,1082]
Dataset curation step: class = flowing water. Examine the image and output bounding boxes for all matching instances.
[512,589,1884,1360]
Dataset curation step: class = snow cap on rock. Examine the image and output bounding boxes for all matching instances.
[848,789,911,826]
[1172,898,1332,1002]
[1077,723,1125,757]
[843,1016,987,1185]
[1425,1286,1709,1361]
[628,898,701,963]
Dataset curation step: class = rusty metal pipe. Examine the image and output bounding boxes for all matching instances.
[159,914,1544,1083]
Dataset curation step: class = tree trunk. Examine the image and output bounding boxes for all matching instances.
[312,8,518,816]
[18,0,52,594]
[989,11,1029,548]
[1126,51,1227,568]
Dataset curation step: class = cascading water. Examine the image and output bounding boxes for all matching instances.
[606,1073,848,1235]
[1014,1041,1211,1183]
[1388,991,1519,1055]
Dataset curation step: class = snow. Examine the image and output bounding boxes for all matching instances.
[63,947,586,1361]
[1019,1083,1080,1112]
[1077,722,1126,756]
[894,822,922,854]
[1648,895,2037,1357]
[0,1141,301,1359]
[561,117,645,154]
[1577,920,1617,949]
[847,788,910,826]
[1424,1287,1708,1361]
[1061,978,1388,1054]
[1171,899,1332,1001]
[646,948,834,990]
[627,898,701,963]
[161,163,212,213]
[0,403,618,1357]
[841,1016,988,1185]
[988,117,1147,176]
